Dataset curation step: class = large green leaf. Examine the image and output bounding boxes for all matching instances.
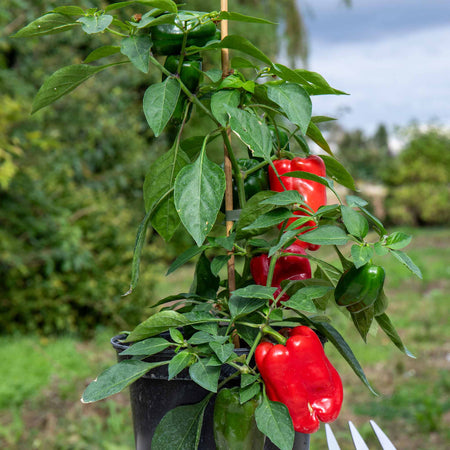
[152,396,211,450]
[12,13,79,37]
[210,89,240,125]
[229,295,266,319]
[242,208,292,232]
[119,337,171,356]
[166,245,209,275]
[32,63,121,113]
[143,143,190,241]
[351,307,375,342]
[120,35,152,73]
[306,122,333,155]
[255,398,294,450]
[267,84,312,135]
[228,108,272,161]
[168,351,195,379]
[385,232,412,250]
[217,11,276,24]
[189,359,221,392]
[124,311,189,342]
[390,249,423,279]
[143,78,180,137]
[376,313,415,358]
[84,45,121,63]
[300,225,349,246]
[105,0,178,13]
[219,35,273,66]
[82,360,166,402]
[320,155,356,191]
[232,285,277,300]
[340,205,369,239]
[351,244,374,269]
[174,149,225,246]
[77,15,113,34]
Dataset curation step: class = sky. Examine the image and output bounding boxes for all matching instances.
[297,0,450,134]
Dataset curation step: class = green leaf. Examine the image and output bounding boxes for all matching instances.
[189,359,221,392]
[229,296,266,319]
[82,360,165,402]
[143,78,180,137]
[218,11,276,24]
[235,191,277,239]
[83,45,121,63]
[260,190,303,206]
[120,35,152,73]
[219,35,273,66]
[106,0,178,13]
[190,252,219,299]
[340,205,369,239]
[351,245,374,269]
[300,225,349,246]
[240,382,261,403]
[151,396,210,450]
[210,89,240,125]
[228,108,272,161]
[169,327,184,344]
[125,311,189,342]
[320,155,356,191]
[32,63,119,113]
[242,208,292,231]
[168,350,194,379]
[204,68,223,83]
[188,331,216,345]
[390,249,423,279]
[283,286,332,313]
[166,245,208,275]
[131,12,177,29]
[53,6,85,15]
[267,84,311,135]
[231,56,258,69]
[255,398,294,450]
[346,195,368,207]
[209,234,235,251]
[267,229,298,257]
[143,143,190,241]
[174,151,226,247]
[306,122,332,155]
[77,15,113,34]
[359,206,387,235]
[209,342,235,363]
[376,313,415,358]
[295,69,348,95]
[210,255,230,277]
[374,241,389,256]
[12,13,79,37]
[282,170,332,189]
[385,232,412,250]
[241,373,259,388]
[271,63,311,86]
[232,285,277,300]
[351,307,375,342]
[119,337,171,356]
[308,320,377,395]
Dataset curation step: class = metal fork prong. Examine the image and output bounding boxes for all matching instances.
[325,423,341,450]
[370,420,397,450]
[348,421,370,450]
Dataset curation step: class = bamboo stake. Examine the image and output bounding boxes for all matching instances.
[221,0,240,348]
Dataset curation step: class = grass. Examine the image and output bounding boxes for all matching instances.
[0,227,448,449]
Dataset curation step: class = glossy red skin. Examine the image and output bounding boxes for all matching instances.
[255,326,343,434]
[269,156,327,251]
[250,243,311,303]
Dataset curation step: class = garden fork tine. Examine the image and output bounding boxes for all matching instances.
[348,421,370,450]
[370,420,397,449]
[325,423,341,450]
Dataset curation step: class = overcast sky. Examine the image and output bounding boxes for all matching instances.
[298,0,450,134]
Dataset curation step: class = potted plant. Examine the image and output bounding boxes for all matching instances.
[13,1,421,449]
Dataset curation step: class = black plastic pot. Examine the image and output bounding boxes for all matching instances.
[112,334,311,450]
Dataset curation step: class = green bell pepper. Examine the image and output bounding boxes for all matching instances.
[151,13,217,55]
[334,263,386,313]
[213,387,265,450]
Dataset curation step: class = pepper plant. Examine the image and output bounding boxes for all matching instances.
[13,1,422,449]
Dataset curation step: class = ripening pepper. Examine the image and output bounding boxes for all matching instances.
[151,14,217,55]
[334,264,386,313]
[213,387,265,450]
[163,55,203,124]
[233,158,269,204]
[268,156,327,251]
[255,326,343,434]
[250,243,312,303]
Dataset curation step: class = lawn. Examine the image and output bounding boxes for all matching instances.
[0,227,448,449]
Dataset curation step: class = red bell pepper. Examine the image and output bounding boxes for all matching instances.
[269,156,327,251]
[250,243,311,303]
[255,326,343,434]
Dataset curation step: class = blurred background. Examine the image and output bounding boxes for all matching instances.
[0,0,448,448]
